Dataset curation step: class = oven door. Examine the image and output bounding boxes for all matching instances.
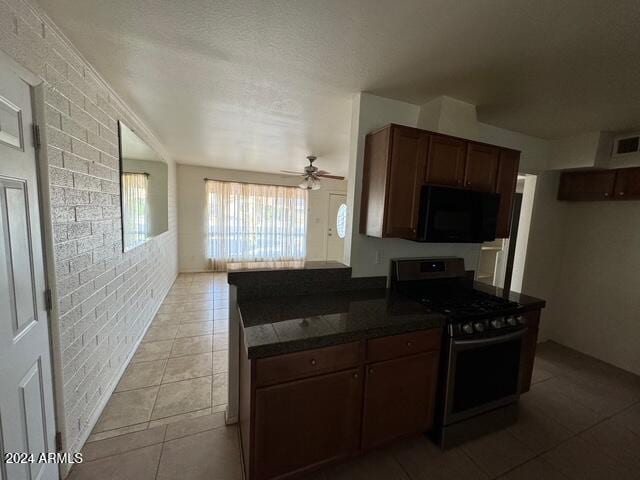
[443,328,526,425]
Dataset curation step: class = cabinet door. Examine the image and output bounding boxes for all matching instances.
[362,352,439,450]
[384,126,428,238]
[558,171,616,201]
[613,167,640,199]
[495,149,520,238]
[425,134,466,188]
[253,368,362,480]
[519,310,541,393]
[464,143,499,192]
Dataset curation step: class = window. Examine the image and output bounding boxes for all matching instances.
[336,203,347,239]
[121,173,148,250]
[206,180,307,270]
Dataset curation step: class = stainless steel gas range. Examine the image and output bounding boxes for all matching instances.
[391,257,529,448]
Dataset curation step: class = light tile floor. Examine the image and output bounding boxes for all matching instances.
[87,272,229,443]
[71,278,640,479]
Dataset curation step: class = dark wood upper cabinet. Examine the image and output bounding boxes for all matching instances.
[464,143,500,192]
[558,170,616,201]
[360,124,427,239]
[425,134,466,188]
[253,368,363,480]
[361,124,521,240]
[361,351,439,450]
[495,149,520,238]
[613,167,640,199]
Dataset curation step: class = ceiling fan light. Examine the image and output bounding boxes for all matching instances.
[299,177,321,190]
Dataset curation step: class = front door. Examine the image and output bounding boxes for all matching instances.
[0,66,58,479]
[326,194,347,262]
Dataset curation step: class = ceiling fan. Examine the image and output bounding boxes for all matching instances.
[281,156,344,190]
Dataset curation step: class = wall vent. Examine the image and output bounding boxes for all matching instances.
[613,134,640,156]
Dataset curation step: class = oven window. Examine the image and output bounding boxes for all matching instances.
[452,339,521,414]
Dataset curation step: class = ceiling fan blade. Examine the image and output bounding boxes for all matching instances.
[317,174,345,180]
[280,170,305,175]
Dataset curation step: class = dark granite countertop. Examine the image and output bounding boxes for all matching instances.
[239,289,445,359]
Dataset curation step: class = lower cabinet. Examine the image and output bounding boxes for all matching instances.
[361,351,439,450]
[240,330,442,480]
[253,368,363,480]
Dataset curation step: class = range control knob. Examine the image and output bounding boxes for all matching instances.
[490,318,504,329]
[506,316,518,326]
[473,322,485,333]
[462,323,474,335]
[516,315,526,325]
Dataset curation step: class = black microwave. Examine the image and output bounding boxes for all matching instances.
[416,186,500,243]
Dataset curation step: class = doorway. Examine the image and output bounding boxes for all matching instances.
[0,64,58,478]
[326,193,347,262]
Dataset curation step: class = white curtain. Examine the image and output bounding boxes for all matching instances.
[206,180,307,270]
[122,173,148,250]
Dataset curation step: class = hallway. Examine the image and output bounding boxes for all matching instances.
[87,273,230,442]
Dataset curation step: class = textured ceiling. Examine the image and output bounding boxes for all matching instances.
[36,0,640,176]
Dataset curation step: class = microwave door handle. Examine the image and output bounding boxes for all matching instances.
[453,328,527,348]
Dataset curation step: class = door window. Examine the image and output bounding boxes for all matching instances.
[336,203,347,239]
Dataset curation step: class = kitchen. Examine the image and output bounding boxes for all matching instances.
[3,2,640,479]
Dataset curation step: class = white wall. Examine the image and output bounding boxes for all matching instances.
[177,164,347,272]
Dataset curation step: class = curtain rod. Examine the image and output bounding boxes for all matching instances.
[124,171,150,176]
[203,177,302,188]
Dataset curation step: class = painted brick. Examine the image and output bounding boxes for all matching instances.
[44,84,70,115]
[47,146,63,167]
[75,205,102,222]
[98,152,119,170]
[54,240,77,261]
[64,188,90,206]
[45,104,61,128]
[57,273,80,297]
[49,165,73,187]
[62,152,89,174]
[91,219,113,235]
[92,244,116,263]
[52,223,67,242]
[69,102,99,135]
[87,161,113,180]
[67,222,91,240]
[73,172,101,191]
[101,205,120,219]
[51,206,75,223]
[77,234,104,254]
[71,138,100,163]
[101,180,119,194]
[44,63,84,107]
[79,262,105,285]
[61,114,87,142]
[89,192,112,206]
[47,126,72,151]
[49,186,65,206]
[87,132,118,158]
[81,288,106,317]
[68,253,92,273]
[85,99,116,132]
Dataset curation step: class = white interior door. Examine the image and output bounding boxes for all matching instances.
[326,194,347,262]
[0,67,58,480]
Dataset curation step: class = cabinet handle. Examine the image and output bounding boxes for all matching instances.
[310,359,317,366]
[406,341,412,348]
[467,181,472,186]
[368,368,374,374]
[619,192,625,196]
[604,192,609,197]
[353,373,359,379]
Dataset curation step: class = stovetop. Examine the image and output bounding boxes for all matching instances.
[416,287,521,320]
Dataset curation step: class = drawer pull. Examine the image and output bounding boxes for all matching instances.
[368,368,374,374]
[310,359,317,366]
[353,373,359,379]
[406,341,412,348]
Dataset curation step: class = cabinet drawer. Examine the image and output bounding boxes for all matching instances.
[366,329,441,363]
[255,342,364,387]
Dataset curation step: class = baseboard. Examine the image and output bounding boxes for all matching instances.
[68,272,176,460]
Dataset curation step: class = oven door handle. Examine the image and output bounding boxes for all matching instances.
[452,328,527,348]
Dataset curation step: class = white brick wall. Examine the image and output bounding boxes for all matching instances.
[0,0,178,457]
